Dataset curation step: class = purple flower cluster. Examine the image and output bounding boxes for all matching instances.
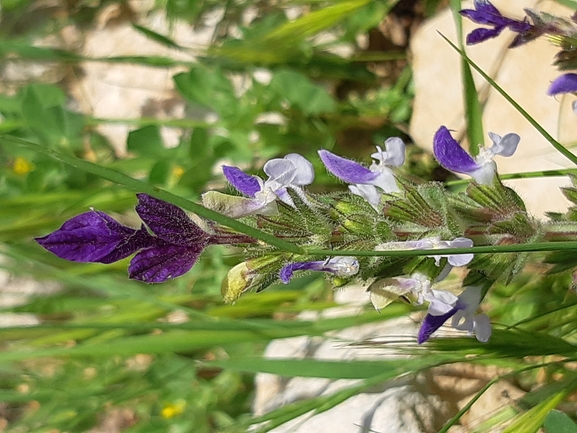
[460,0,532,46]
[460,0,577,112]
[36,194,254,283]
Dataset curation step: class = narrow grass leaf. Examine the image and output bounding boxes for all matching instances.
[206,358,432,380]
[449,0,483,154]
[132,24,184,50]
[2,134,304,253]
[439,33,577,166]
[262,0,374,46]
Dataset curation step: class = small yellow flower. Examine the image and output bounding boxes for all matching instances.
[161,400,186,419]
[12,157,34,175]
[172,165,185,179]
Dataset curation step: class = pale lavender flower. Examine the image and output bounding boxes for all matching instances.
[418,286,491,344]
[215,153,314,217]
[368,272,458,316]
[376,237,474,268]
[319,137,405,208]
[460,0,532,46]
[280,256,359,283]
[36,194,254,283]
[433,126,519,184]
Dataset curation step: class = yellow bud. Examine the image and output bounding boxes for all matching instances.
[367,278,410,312]
[12,157,34,175]
[221,262,251,303]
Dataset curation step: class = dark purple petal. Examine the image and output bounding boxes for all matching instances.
[460,0,506,26]
[466,26,505,44]
[547,73,577,96]
[128,244,204,283]
[135,194,210,247]
[433,126,480,174]
[417,306,459,344]
[35,211,136,263]
[97,225,156,264]
[279,261,323,283]
[318,150,379,185]
[222,166,261,198]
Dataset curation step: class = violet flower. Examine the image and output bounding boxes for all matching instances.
[418,286,491,344]
[279,256,359,283]
[460,0,532,46]
[548,73,577,114]
[209,153,314,218]
[36,194,254,283]
[547,73,577,96]
[433,126,519,184]
[319,137,405,208]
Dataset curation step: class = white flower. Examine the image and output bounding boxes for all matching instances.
[451,286,492,342]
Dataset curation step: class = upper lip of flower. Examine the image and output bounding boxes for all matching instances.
[547,73,577,96]
[433,126,519,184]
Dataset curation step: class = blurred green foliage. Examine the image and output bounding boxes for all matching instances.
[0,0,576,432]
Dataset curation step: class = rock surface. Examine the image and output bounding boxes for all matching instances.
[410,0,577,217]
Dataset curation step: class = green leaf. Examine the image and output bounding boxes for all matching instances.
[132,24,183,50]
[503,391,566,433]
[449,0,483,154]
[173,64,238,119]
[149,159,171,184]
[20,84,83,149]
[270,69,336,114]
[544,410,577,433]
[552,0,577,8]
[127,125,165,157]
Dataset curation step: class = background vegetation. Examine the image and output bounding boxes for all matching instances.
[0,0,576,432]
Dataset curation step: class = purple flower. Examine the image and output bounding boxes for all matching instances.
[418,286,491,344]
[547,73,577,96]
[36,194,254,283]
[319,137,405,208]
[433,126,519,184]
[460,0,532,46]
[210,154,314,218]
[279,256,359,283]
